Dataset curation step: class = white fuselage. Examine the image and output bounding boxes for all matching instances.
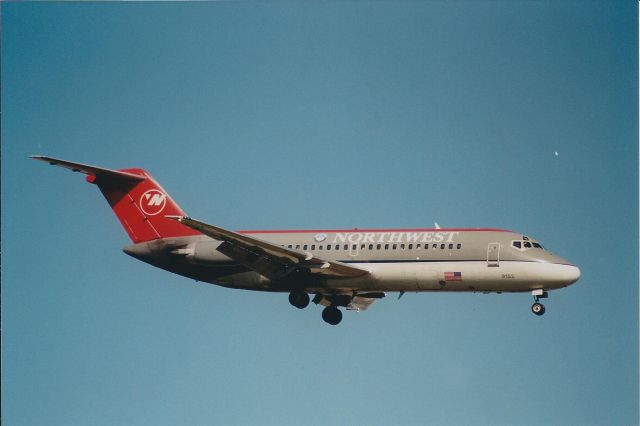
[126,228,581,294]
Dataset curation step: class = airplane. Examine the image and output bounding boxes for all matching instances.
[31,155,581,325]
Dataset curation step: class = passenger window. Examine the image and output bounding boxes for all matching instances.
[384,244,389,250]
[376,244,381,250]
[408,244,413,250]
[303,245,308,250]
[433,244,437,249]
[288,245,292,249]
[369,244,374,250]
[416,244,421,249]
[333,245,338,251]
[319,245,323,250]
[400,244,405,249]
[295,244,300,249]
[513,241,522,249]
[360,244,365,250]
[311,245,316,250]
[424,244,428,250]
[440,244,445,249]
[448,244,453,249]
[457,243,461,249]
[344,244,349,250]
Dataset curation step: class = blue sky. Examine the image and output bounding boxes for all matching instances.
[2,2,637,425]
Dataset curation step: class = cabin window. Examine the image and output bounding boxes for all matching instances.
[408,244,413,250]
[384,244,389,250]
[287,245,292,249]
[433,244,437,249]
[424,244,428,250]
[448,243,453,250]
[344,244,349,250]
[416,244,421,249]
[457,243,461,249]
[319,245,323,250]
[440,244,445,249]
[400,244,405,249]
[392,244,397,250]
[311,244,316,250]
[360,244,365,250]
[369,244,374,250]
[295,244,300,249]
[333,245,337,250]
[377,244,381,250]
[303,245,308,250]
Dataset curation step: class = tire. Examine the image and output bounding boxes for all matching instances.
[288,291,310,309]
[322,306,342,325]
[531,302,545,316]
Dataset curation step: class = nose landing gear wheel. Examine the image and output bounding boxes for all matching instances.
[531,302,545,316]
[289,291,310,309]
[322,306,342,325]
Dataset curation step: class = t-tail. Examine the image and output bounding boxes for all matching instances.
[31,156,200,243]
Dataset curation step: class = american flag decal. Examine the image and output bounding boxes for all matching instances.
[444,272,462,281]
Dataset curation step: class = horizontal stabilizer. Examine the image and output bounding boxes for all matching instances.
[30,155,146,183]
[32,155,199,243]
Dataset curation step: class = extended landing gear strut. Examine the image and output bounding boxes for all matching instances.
[531,289,548,316]
[288,291,344,325]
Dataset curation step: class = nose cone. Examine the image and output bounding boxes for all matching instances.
[559,264,581,286]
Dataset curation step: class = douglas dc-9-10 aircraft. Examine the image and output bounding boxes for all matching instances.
[32,156,580,325]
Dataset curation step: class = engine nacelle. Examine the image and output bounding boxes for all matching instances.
[173,240,227,265]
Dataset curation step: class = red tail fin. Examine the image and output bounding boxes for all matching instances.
[92,168,200,243]
[31,156,200,243]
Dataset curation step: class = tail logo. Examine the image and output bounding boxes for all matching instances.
[140,189,167,216]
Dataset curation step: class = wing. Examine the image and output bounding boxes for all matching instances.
[170,216,369,281]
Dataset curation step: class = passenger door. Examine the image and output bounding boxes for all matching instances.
[487,242,500,267]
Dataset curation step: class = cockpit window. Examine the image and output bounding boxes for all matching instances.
[512,240,544,251]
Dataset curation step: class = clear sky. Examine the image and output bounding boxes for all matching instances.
[2,2,637,425]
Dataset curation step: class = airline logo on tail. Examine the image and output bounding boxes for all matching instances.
[140,189,167,216]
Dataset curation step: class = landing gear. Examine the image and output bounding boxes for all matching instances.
[531,302,545,316]
[288,291,310,309]
[321,306,342,325]
[531,289,548,316]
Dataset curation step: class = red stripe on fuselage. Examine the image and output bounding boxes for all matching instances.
[238,228,511,234]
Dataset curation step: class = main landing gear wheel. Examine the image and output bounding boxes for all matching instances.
[531,302,545,316]
[288,291,310,309]
[322,306,342,325]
